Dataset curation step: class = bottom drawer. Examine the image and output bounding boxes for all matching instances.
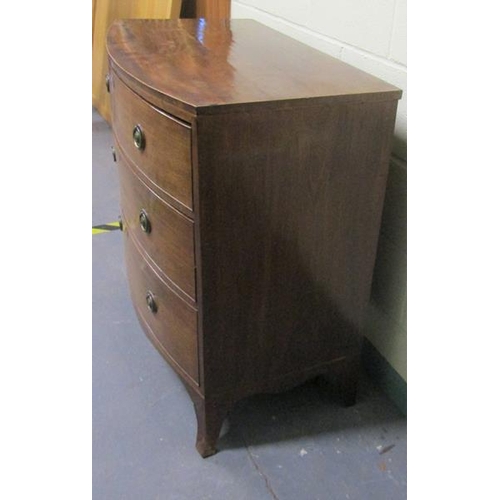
[124,233,199,384]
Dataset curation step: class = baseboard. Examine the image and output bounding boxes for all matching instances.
[361,338,407,415]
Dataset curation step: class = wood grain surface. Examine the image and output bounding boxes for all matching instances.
[118,147,196,301]
[195,100,398,396]
[111,74,194,211]
[93,0,182,122]
[124,230,199,384]
[196,0,231,19]
[107,19,402,115]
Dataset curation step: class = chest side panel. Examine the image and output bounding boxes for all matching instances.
[196,101,398,396]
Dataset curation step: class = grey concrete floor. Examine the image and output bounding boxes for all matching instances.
[93,107,407,500]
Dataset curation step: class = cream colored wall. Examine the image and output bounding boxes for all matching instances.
[232,0,407,381]
[366,155,407,381]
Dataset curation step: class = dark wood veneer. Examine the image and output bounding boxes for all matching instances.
[196,99,397,397]
[108,18,402,458]
[112,74,193,211]
[107,19,401,115]
[125,232,199,385]
[118,147,196,301]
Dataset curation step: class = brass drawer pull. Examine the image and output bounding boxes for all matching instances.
[105,73,111,93]
[133,124,145,150]
[146,291,157,314]
[111,146,116,162]
[118,215,123,231]
[139,209,151,234]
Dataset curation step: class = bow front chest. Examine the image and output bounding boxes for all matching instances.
[107,18,401,457]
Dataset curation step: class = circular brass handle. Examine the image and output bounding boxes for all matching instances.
[105,73,111,93]
[139,209,151,234]
[133,124,145,150]
[146,291,157,314]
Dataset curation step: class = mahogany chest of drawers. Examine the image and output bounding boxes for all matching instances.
[107,19,401,457]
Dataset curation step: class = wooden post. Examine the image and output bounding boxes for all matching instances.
[196,0,231,18]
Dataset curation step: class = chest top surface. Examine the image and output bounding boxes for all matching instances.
[107,19,401,115]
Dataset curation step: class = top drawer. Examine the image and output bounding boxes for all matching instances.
[111,74,193,211]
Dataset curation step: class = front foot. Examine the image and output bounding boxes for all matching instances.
[191,395,232,458]
[196,439,218,458]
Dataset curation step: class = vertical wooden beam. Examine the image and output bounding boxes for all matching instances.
[92,0,183,123]
[196,0,231,18]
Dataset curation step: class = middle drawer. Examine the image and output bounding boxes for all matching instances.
[118,150,196,301]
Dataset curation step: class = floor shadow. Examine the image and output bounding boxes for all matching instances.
[217,369,405,452]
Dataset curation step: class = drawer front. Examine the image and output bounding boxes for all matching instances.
[125,234,199,384]
[111,74,193,210]
[118,150,196,300]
